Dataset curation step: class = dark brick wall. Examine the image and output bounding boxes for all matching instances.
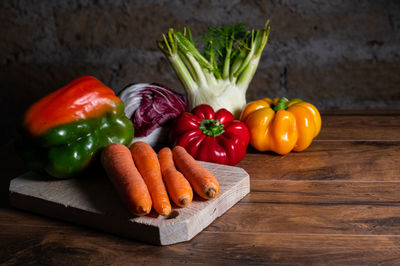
[1,0,400,139]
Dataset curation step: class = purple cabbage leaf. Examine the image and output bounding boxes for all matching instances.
[118,83,187,137]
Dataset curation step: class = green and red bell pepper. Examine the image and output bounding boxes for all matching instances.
[169,104,250,166]
[15,76,134,179]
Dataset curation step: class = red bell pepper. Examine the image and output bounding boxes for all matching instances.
[169,104,250,166]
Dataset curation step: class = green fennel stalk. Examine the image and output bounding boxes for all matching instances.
[157,21,271,118]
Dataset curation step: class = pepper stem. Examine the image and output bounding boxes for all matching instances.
[273,97,289,111]
[199,119,224,137]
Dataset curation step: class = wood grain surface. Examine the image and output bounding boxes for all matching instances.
[1,111,400,265]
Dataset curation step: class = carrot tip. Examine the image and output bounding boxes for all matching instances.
[206,188,217,199]
[179,198,189,207]
[160,207,172,217]
[134,206,151,216]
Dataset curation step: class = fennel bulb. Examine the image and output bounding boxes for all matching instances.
[157,22,270,118]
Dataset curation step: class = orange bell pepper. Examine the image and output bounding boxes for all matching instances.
[240,97,321,155]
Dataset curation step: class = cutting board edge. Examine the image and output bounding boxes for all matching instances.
[158,171,251,245]
[9,190,163,245]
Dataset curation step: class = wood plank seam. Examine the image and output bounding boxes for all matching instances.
[236,201,400,206]
[200,231,400,237]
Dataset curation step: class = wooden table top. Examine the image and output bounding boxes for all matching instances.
[1,110,400,265]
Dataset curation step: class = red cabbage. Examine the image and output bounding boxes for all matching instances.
[118,83,187,137]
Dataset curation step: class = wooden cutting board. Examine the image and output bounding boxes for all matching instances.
[9,161,250,245]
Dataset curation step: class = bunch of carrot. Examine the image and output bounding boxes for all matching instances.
[101,141,220,217]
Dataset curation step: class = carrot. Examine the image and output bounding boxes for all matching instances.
[158,147,193,207]
[101,143,152,216]
[172,146,220,199]
[130,141,171,216]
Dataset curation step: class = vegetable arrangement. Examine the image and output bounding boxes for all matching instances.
[15,20,324,220]
[158,22,270,118]
[101,142,219,216]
